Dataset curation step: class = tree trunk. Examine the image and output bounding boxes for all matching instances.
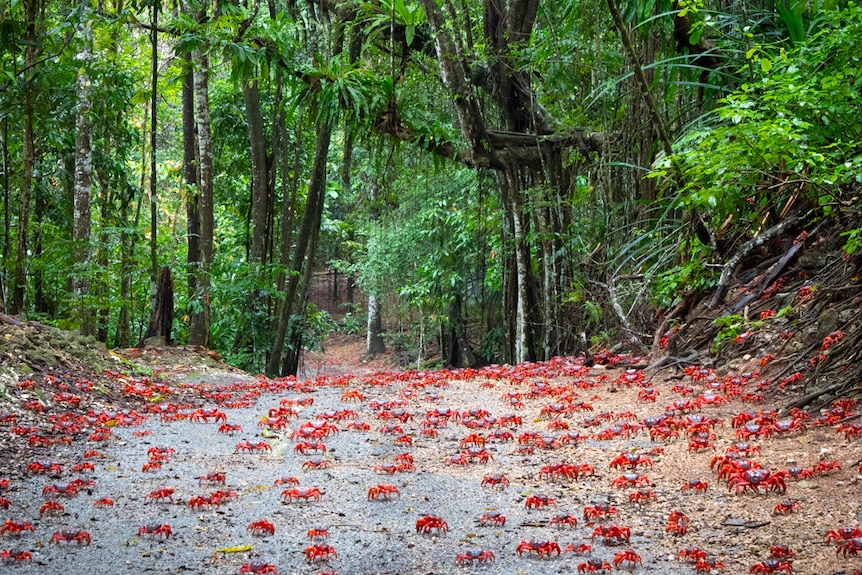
[1,118,8,311]
[148,0,159,300]
[139,265,174,346]
[73,4,94,335]
[366,294,386,356]
[13,0,40,315]
[244,80,269,265]
[188,35,213,347]
[267,123,332,376]
[183,49,201,340]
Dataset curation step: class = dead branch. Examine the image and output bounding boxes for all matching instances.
[708,214,801,309]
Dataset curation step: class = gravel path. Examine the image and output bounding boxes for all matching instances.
[1,349,861,575]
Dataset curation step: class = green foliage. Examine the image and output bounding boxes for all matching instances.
[654,3,862,229]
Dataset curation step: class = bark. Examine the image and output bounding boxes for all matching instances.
[73,4,94,335]
[183,51,201,333]
[13,0,40,315]
[188,44,213,346]
[244,80,270,265]
[139,265,174,346]
[195,47,215,347]
[418,0,500,169]
[148,0,159,293]
[1,119,8,310]
[266,122,332,376]
[367,294,386,356]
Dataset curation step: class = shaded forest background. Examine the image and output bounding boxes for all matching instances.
[1,0,861,376]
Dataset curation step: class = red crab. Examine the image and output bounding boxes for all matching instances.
[138,523,172,539]
[415,515,448,535]
[729,469,786,495]
[678,547,708,563]
[302,458,331,471]
[812,460,841,475]
[247,519,275,536]
[773,500,802,515]
[144,487,175,503]
[93,497,114,507]
[680,479,708,493]
[583,503,618,521]
[549,513,578,528]
[611,473,649,489]
[479,511,506,527]
[488,429,515,441]
[235,440,272,453]
[1,520,34,536]
[637,388,659,402]
[608,452,653,470]
[307,527,329,540]
[629,489,657,504]
[525,494,557,509]
[190,408,227,423]
[481,473,509,488]
[825,526,862,545]
[49,529,90,545]
[749,559,793,574]
[769,545,796,559]
[340,389,364,402]
[281,487,323,503]
[578,558,612,573]
[837,537,862,558]
[613,549,643,568]
[199,472,226,485]
[239,563,278,575]
[0,549,32,562]
[294,442,327,455]
[218,423,243,435]
[367,484,400,500]
[455,548,495,565]
[786,467,814,481]
[273,476,299,486]
[346,421,371,432]
[42,483,79,498]
[516,539,562,558]
[695,558,725,572]
[188,494,220,509]
[666,511,690,535]
[26,461,63,475]
[39,500,64,516]
[591,524,631,544]
[0,497,9,509]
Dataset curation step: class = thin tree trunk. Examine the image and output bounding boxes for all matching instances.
[73,3,94,335]
[183,50,200,339]
[13,0,40,315]
[189,46,213,346]
[244,80,269,265]
[267,123,332,376]
[148,0,159,296]
[1,119,8,311]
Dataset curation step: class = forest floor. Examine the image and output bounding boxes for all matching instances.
[0,322,860,575]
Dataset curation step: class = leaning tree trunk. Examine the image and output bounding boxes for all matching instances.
[266,123,332,377]
[73,3,94,335]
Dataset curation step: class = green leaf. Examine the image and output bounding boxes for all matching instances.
[405,25,415,46]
